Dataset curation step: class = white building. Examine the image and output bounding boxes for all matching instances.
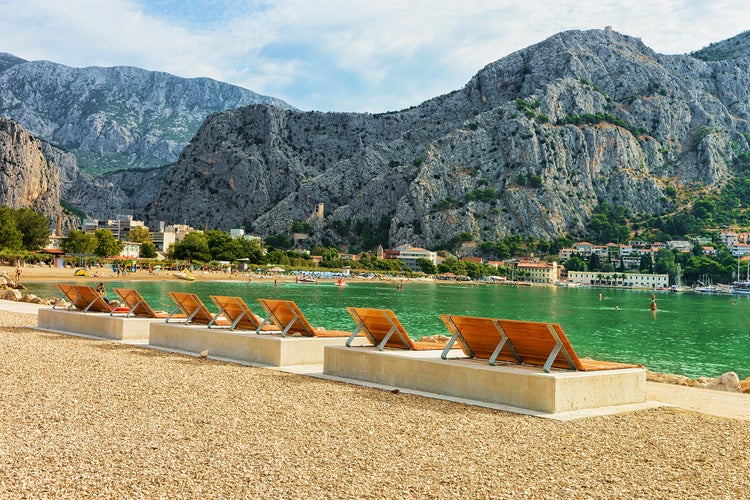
[517,260,559,283]
[120,241,141,259]
[567,271,669,288]
[384,245,437,271]
[730,243,750,257]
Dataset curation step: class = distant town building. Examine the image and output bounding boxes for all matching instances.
[384,244,437,271]
[667,240,692,252]
[730,243,750,257]
[516,260,559,283]
[567,271,669,288]
[120,241,141,259]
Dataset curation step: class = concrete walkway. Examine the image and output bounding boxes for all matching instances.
[647,381,749,421]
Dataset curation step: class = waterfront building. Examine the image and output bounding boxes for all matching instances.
[384,245,437,271]
[517,260,559,284]
[567,271,669,288]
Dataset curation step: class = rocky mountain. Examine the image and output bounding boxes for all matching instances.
[0,53,293,175]
[141,28,750,249]
[0,117,65,225]
[692,31,750,61]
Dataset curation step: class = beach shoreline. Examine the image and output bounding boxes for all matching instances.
[0,301,748,496]
[6,263,750,393]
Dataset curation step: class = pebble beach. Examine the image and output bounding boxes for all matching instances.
[1,266,749,497]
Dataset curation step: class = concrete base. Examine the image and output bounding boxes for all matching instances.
[324,347,646,413]
[149,323,365,366]
[38,308,155,341]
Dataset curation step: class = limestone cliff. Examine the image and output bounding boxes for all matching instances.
[0,117,60,218]
[142,29,750,248]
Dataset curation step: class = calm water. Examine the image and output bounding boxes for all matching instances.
[25,279,750,379]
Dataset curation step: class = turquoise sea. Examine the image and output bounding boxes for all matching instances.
[23,279,750,380]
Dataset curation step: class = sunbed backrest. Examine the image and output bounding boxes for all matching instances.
[347,307,415,349]
[258,299,316,336]
[210,296,265,331]
[440,315,520,364]
[113,288,154,317]
[168,292,215,324]
[498,319,584,370]
[72,285,113,313]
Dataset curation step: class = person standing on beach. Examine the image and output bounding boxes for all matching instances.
[15,266,21,285]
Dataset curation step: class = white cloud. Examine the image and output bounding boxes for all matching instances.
[1,0,750,112]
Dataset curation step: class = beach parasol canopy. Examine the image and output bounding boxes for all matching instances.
[268,266,285,272]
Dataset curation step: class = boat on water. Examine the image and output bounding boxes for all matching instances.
[173,269,196,281]
[731,280,750,295]
[335,277,347,287]
[297,276,317,284]
[693,283,732,294]
[731,257,750,295]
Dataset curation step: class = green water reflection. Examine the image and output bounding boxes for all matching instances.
[24,280,750,379]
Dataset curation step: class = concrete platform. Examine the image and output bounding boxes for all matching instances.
[324,346,647,413]
[37,308,156,341]
[150,322,365,367]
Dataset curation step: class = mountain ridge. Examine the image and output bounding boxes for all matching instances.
[0,53,294,175]
[142,28,750,250]
[4,28,750,252]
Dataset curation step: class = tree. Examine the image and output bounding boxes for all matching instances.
[564,255,586,271]
[128,226,151,244]
[588,252,601,271]
[205,229,235,261]
[0,206,23,251]
[437,257,467,275]
[589,202,629,244]
[291,221,313,233]
[416,258,437,274]
[639,254,654,273]
[140,241,157,258]
[172,232,211,262]
[14,208,50,250]
[265,233,292,249]
[62,229,98,255]
[234,237,266,263]
[654,249,679,283]
[94,229,124,258]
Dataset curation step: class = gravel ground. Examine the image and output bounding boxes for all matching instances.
[1,311,749,499]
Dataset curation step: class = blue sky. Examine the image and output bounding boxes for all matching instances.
[1,0,749,112]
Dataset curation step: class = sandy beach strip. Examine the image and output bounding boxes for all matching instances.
[0,304,748,498]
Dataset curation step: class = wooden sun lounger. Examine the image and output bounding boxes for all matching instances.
[440,314,639,372]
[257,298,351,337]
[209,295,281,333]
[346,307,449,350]
[55,283,123,314]
[113,288,184,319]
[166,292,229,326]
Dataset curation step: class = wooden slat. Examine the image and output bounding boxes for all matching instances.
[259,299,350,338]
[210,296,278,332]
[168,292,229,326]
[443,314,639,371]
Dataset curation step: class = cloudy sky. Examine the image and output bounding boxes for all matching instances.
[1,0,749,112]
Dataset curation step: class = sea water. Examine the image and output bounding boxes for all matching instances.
[24,279,750,379]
